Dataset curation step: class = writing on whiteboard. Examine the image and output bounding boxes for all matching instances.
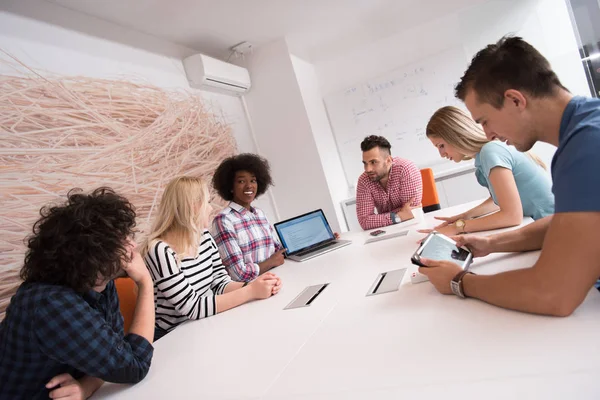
[324,48,469,187]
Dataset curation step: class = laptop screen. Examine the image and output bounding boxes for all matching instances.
[275,210,334,254]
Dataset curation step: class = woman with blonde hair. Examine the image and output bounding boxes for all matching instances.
[141,176,281,341]
[419,106,554,236]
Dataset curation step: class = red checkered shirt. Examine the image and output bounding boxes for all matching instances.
[355,157,423,230]
[211,202,282,282]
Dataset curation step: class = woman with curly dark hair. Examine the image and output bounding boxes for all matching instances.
[211,153,287,282]
[0,188,155,400]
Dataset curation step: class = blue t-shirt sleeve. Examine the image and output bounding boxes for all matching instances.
[479,142,514,178]
[552,129,600,213]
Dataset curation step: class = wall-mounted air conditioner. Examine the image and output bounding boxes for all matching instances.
[183,53,251,96]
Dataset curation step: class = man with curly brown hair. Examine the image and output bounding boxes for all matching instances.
[0,188,155,399]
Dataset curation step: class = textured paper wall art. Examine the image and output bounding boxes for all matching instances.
[0,53,237,318]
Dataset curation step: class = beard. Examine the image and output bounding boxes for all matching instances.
[368,172,384,182]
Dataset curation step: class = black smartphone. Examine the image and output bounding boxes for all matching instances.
[370,230,386,236]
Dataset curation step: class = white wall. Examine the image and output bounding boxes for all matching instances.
[315,0,590,176]
[240,39,342,232]
[8,0,584,235]
[0,3,277,222]
[289,54,351,231]
[236,0,588,232]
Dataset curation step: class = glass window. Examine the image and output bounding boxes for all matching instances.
[567,0,600,97]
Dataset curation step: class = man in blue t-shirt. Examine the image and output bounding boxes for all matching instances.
[418,35,600,316]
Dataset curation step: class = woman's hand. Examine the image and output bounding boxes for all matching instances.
[433,214,464,229]
[249,273,279,299]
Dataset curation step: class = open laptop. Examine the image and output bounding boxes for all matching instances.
[274,209,351,262]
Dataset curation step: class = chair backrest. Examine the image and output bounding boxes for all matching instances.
[420,168,441,213]
[115,277,137,333]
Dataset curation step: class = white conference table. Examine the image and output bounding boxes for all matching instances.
[96,201,600,400]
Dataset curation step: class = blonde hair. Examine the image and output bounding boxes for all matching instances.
[141,176,209,258]
[426,106,546,169]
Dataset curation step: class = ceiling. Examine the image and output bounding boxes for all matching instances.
[40,0,487,60]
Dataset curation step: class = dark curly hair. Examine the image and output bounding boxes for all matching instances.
[20,187,137,293]
[212,153,273,201]
[360,135,392,154]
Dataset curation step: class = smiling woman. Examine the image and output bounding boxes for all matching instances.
[141,176,281,341]
[211,154,286,283]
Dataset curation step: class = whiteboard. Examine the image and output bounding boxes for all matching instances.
[324,48,472,188]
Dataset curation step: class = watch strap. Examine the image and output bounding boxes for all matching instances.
[451,270,472,298]
[390,211,400,224]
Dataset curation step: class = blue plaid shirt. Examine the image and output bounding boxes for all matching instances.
[0,280,154,399]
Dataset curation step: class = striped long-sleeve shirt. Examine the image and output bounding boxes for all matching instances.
[144,230,232,332]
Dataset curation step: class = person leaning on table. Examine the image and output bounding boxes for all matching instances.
[418,106,553,237]
[418,35,600,316]
[0,188,155,399]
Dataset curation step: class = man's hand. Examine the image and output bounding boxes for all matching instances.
[46,374,86,400]
[418,258,464,295]
[453,234,493,258]
[394,197,417,222]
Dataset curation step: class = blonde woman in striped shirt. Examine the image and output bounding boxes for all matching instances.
[141,176,282,341]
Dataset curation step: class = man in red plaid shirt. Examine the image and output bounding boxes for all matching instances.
[355,135,423,230]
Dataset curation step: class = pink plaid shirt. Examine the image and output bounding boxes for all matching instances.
[211,202,282,282]
[355,157,423,230]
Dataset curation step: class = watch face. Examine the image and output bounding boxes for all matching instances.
[450,280,463,298]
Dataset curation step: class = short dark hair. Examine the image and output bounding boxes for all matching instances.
[360,135,392,154]
[212,153,273,201]
[20,187,137,293]
[455,36,567,107]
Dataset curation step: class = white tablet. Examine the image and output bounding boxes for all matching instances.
[411,232,473,270]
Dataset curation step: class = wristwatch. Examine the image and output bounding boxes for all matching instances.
[390,212,401,224]
[455,219,466,233]
[450,270,473,298]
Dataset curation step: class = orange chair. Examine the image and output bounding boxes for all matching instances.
[115,277,137,333]
[420,168,441,213]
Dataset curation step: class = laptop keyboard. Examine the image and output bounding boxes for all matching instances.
[296,241,337,257]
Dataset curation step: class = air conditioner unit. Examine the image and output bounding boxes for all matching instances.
[183,54,251,96]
